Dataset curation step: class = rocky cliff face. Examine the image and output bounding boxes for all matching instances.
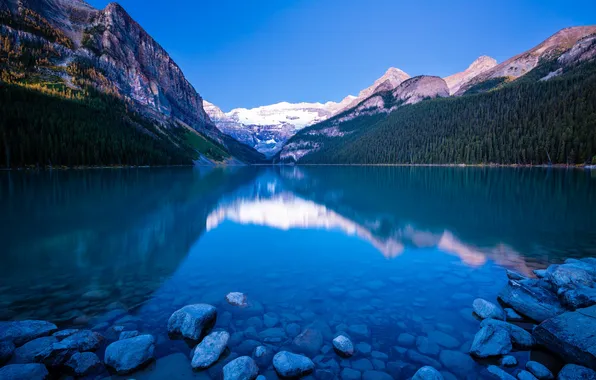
[443,56,497,95]
[393,75,449,105]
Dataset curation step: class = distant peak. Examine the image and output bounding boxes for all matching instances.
[383,67,410,77]
[468,55,498,70]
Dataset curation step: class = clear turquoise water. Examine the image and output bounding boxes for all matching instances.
[1,167,595,379]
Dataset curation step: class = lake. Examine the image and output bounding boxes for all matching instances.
[1,166,595,379]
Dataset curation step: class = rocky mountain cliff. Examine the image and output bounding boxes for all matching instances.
[443,56,497,95]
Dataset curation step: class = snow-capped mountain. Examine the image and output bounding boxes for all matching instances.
[203,97,356,157]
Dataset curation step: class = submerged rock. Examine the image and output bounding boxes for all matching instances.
[498,280,565,322]
[473,298,505,320]
[342,368,362,380]
[13,336,58,364]
[363,370,393,380]
[517,370,539,380]
[505,308,524,322]
[486,365,516,380]
[439,350,475,377]
[544,264,593,289]
[292,328,323,356]
[104,334,155,374]
[223,356,259,380]
[167,304,217,340]
[500,355,518,367]
[533,305,596,370]
[64,352,103,377]
[191,330,230,369]
[560,286,596,310]
[273,351,314,378]
[0,340,15,365]
[226,292,248,307]
[0,363,49,379]
[59,329,104,352]
[412,366,444,380]
[119,330,140,340]
[0,320,57,346]
[52,329,79,340]
[556,364,596,380]
[416,336,440,356]
[480,319,534,349]
[332,334,354,357]
[469,325,512,358]
[525,361,553,380]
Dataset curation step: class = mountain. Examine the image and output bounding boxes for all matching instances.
[0,0,265,166]
[277,27,596,165]
[338,67,410,112]
[443,56,497,95]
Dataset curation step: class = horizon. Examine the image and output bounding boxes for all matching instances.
[87,0,595,111]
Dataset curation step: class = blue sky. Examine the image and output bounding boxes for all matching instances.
[86,0,596,111]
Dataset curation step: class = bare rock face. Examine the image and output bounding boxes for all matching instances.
[443,56,497,95]
[393,76,449,105]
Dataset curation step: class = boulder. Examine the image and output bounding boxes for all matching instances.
[533,305,596,371]
[473,299,505,320]
[52,329,79,340]
[119,330,140,340]
[412,366,444,380]
[0,320,57,346]
[352,358,374,371]
[487,365,516,380]
[560,286,596,310]
[273,351,314,378]
[469,325,512,358]
[544,264,593,289]
[104,334,155,374]
[13,336,58,364]
[167,304,217,340]
[406,350,442,369]
[64,352,103,377]
[505,309,524,322]
[438,350,475,377]
[0,340,15,365]
[556,364,596,380]
[0,363,49,379]
[498,280,565,322]
[59,329,104,352]
[223,356,259,380]
[226,292,248,307]
[292,328,323,356]
[332,334,354,357]
[481,319,534,349]
[259,327,287,343]
[263,313,279,328]
[191,330,230,369]
[526,361,553,380]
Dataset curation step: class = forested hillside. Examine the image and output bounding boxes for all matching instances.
[287,60,596,165]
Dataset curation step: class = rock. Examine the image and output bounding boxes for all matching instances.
[223,356,259,380]
[253,345,272,367]
[259,327,287,343]
[416,336,440,356]
[412,366,444,380]
[342,368,362,380]
[398,333,416,347]
[246,317,263,329]
[498,280,565,322]
[273,351,314,378]
[487,365,516,380]
[439,350,475,377]
[226,292,248,307]
[387,360,416,378]
[427,331,459,349]
[317,369,337,380]
[236,340,261,356]
[348,324,370,338]
[545,264,593,289]
[0,340,15,365]
[357,342,372,355]
[0,363,49,379]
[292,328,323,356]
[534,270,548,279]
[119,330,140,340]
[481,319,534,349]
[560,286,596,310]
[264,313,279,328]
[286,323,301,338]
[59,329,104,352]
[352,358,374,371]
[167,304,217,340]
[82,289,110,300]
[507,270,527,281]
[362,370,393,380]
[500,355,518,367]
[372,359,385,370]
[533,305,596,370]
[406,350,442,369]
[13,336,58,363]
[104,334,155,374]
[52,329,79,340]
[556,364,596,380]
[517,370,539,380]
[469,325,512,358]
[191,330,230,369]
[473,298,505,320]
[0,320,57,346]
[505,309,525,322]
[64,352,103,377]
[371,351,388,360]
[525,361,553,380]
[333,335,354,357]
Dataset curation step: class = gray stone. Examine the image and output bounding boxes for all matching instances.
[498,280,565,322]
[273,351,314,378]
[104,334,155,374]
[52,329,79,340]
[505,309,525,322]
[119,330,140,340]
[0,363,49,379]
[560,286,596,310]
[348,324,370,338]
[487,365,516,380]
[333,335,354,357]
[500,355,518,367]
[59,329,104,352]
[341,368,361,380]
[264,312,279,328]
[236,340,261,356]
[371,351,388,360]
[406,350,442,369]
[533,305,596,370]
[0,320,57,346]
[0,340,15,365]
[64,351,103,377]
[469,325,512,358]
[473,298,505,320]
[226,292,248,307]
[293,328,323,356]
[14,336,58,364]
[545,264,593,289]
[362,370,392,380]
[507,270,527,281]
[286,323,301,338]
[481,319,534,349]
[416,336,440,356]
[357,342,372,355]
[352,358,374,371]
[427,331,460,349]
[412,366,444,380]
[439,350,475,377]
[191,330,230,369]
[517,370,539,380]
[398,333,416,347]
[167,304,217,340]
[556,364,596,380]
[259,327,287,343]
[525,361,553,380]
[224,356,259,380]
